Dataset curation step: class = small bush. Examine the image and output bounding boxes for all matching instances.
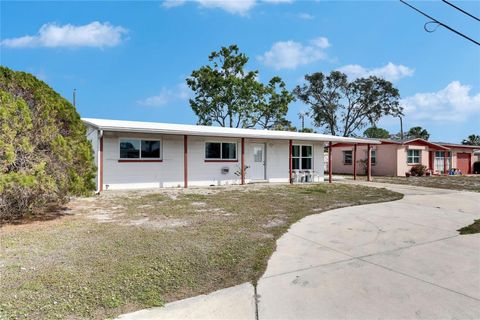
[0,67,96,222]
[410,164,427,177]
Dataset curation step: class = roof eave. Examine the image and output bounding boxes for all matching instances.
[82,119,379,144]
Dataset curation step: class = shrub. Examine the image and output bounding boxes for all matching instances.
[0,67,96,222]
[410,164,427,177]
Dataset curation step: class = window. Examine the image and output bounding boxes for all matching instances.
[120,139,161,159]
[141,140,160,158]
[292,145,313,170]
[205,142,237,160]
[343,150,353,165]
[407,149,420,164]
[434,151,451,173]
[371,150,376,165]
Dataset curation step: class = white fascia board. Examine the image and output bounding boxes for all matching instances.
[82,118,379,145]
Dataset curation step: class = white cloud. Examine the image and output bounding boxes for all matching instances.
[138,83,191,107]
[297,12,314,20]
[257,37,330,70]
[401,81,480,122]
[161,0,292,15]
[337,62,414,82]
[161,0,186,8]
[197,0,256,15]
[1,21,128,48]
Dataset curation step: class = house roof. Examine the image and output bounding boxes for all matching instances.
[82,118,380,144]
[433,142,480,150]
[332,137,448,149]
[401,138,449,150]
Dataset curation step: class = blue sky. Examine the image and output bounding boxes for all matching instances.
[1,0,479,142]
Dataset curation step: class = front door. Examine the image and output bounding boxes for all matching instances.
[251,144,266,180]
[457,153,471,174]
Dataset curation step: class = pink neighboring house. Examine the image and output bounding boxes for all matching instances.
[331,138,480,176]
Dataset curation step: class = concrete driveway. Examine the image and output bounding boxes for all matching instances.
[118,182,480,320]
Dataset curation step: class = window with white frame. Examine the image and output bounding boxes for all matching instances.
[120,139,161,159]
[205,142,237,160]
[343,150,353,165]
[434,151,451,172]
[292,145,313,170]
[407,149,420,164]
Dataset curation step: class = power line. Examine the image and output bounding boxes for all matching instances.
[400,0,480,46]
[442,0,480,22]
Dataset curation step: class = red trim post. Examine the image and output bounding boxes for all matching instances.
[241,138,245,185]
[184,135,188,188]
[353,144,357,180]
[469,153,472,174]
[289,139,293,184]
[367,144,372,182]
[328,142,332,183]
[99,135,104,192]
[444,151,448,175]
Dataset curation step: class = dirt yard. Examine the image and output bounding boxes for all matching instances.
[369,175,480,192]
[0,183,401,319]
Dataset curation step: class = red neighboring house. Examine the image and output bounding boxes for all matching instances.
[331,138,480,177]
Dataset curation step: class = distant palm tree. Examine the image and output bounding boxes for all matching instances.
[407,126,430,140]
[462,134,480,146]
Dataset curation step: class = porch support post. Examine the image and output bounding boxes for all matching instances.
[444,150,448,175]
[241,138,245,185]
[367,144,372,182]
[99,134,104,192]
[328,142,332,183]
[184,135,188,188]
[289,139,293,184]
[353,144,357,180]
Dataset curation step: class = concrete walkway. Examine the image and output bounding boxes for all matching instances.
[117,182,480,320]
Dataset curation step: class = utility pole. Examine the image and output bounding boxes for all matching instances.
[399,116,404,140]
[298,111,306,131]
[73,88,76,107]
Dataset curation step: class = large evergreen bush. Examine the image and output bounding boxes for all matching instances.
[0,66,95,221]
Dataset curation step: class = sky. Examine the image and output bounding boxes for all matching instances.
[1,0,479,143]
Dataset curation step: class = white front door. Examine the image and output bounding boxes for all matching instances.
[251,144,266,180]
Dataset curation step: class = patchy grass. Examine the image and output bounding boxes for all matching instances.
[363,175,480,192]
[0,184,401,319]
[458,219,480,235]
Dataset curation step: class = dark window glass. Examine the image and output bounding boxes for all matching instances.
[205,142,221,159]
[120,140,140,158]
[371,150,376,165]
[302,158,312,170]
[141,140,160,158]
[292,145,300,157]
[343,151,352,165]
[302,145,312,157]
[222,143,236,159]
[292,158,300,170]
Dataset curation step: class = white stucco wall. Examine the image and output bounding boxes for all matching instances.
[96,131,325,190]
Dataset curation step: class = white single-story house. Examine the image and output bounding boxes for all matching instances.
[82,118,378,191]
